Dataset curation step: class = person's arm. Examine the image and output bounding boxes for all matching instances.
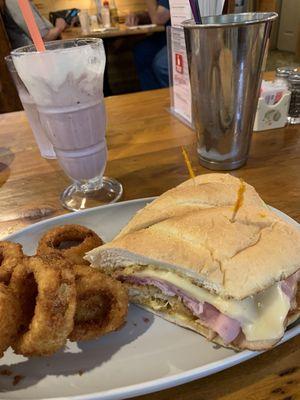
[43,18,67,41]
[145,0,170,25]
[125,11,150,26]
[5,0,66,41]
[125,0,170,27]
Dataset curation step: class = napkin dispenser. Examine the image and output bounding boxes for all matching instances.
[253,91,291,131]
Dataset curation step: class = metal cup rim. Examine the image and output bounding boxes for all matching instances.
[182,12,278,29]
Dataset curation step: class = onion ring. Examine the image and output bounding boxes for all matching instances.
[0,241,23,285]
[9,255,76,356]
[69,265,128,342]
[0,283,21,357]
[37,224,103,265]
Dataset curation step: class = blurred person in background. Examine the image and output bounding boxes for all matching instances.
[1,0,68,49]
[126,0,170,91]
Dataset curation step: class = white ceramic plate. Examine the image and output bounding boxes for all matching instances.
[1,198,299,400]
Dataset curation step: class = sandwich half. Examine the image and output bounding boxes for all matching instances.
[86,174,300,350]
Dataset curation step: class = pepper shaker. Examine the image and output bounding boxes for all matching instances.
[288,72,300,125]
[275,66,298,89]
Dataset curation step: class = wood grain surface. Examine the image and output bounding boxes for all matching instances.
[34,0,146,19]
[0,86,299,399]
[61,24,165,40]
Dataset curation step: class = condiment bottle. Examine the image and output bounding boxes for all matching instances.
[90,15,98,31]
[288,72,300,125]
[109,0,119,27]
[101,1,111,28]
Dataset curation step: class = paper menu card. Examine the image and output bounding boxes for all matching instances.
[170,28,192,123]
[168,0,193,125]
[169,0,193,27]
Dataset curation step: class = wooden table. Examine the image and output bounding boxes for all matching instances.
[0,88,299,399]
[62,24,165,40]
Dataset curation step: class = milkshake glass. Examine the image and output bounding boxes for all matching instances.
[5,56,56,159]
[11,38,122,211]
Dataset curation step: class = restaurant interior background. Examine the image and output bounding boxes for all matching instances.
[0,0,299,114]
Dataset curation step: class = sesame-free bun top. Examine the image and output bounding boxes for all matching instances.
[86,174,300,299]
[115,173,266,238]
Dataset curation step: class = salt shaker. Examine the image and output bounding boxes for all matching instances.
[288,72,300,125]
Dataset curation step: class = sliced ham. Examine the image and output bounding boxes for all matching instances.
[281,270,300,300]
[183,297,204,316]
[120,274,241,343]
[181,297,240,344]
[120,269,299,344]
[200,303,241,344]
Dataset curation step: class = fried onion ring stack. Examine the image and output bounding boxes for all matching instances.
[0,283,21,357]
[69,265,128,341]
[37,224,103,265]
[10,255,76,356]
[0,224,129,358]
[37,225,128,341]
[0,241,24,284]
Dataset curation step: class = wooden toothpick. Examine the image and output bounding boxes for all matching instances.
[181,146,196,179]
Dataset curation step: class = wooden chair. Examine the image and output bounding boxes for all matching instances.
[0,0,22,113]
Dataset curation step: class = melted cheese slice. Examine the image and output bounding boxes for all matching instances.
[133,268,290,342]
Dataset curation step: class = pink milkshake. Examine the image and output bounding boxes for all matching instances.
[11,38,122,210]
[38,94,107,183]
[20,94,56,160]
